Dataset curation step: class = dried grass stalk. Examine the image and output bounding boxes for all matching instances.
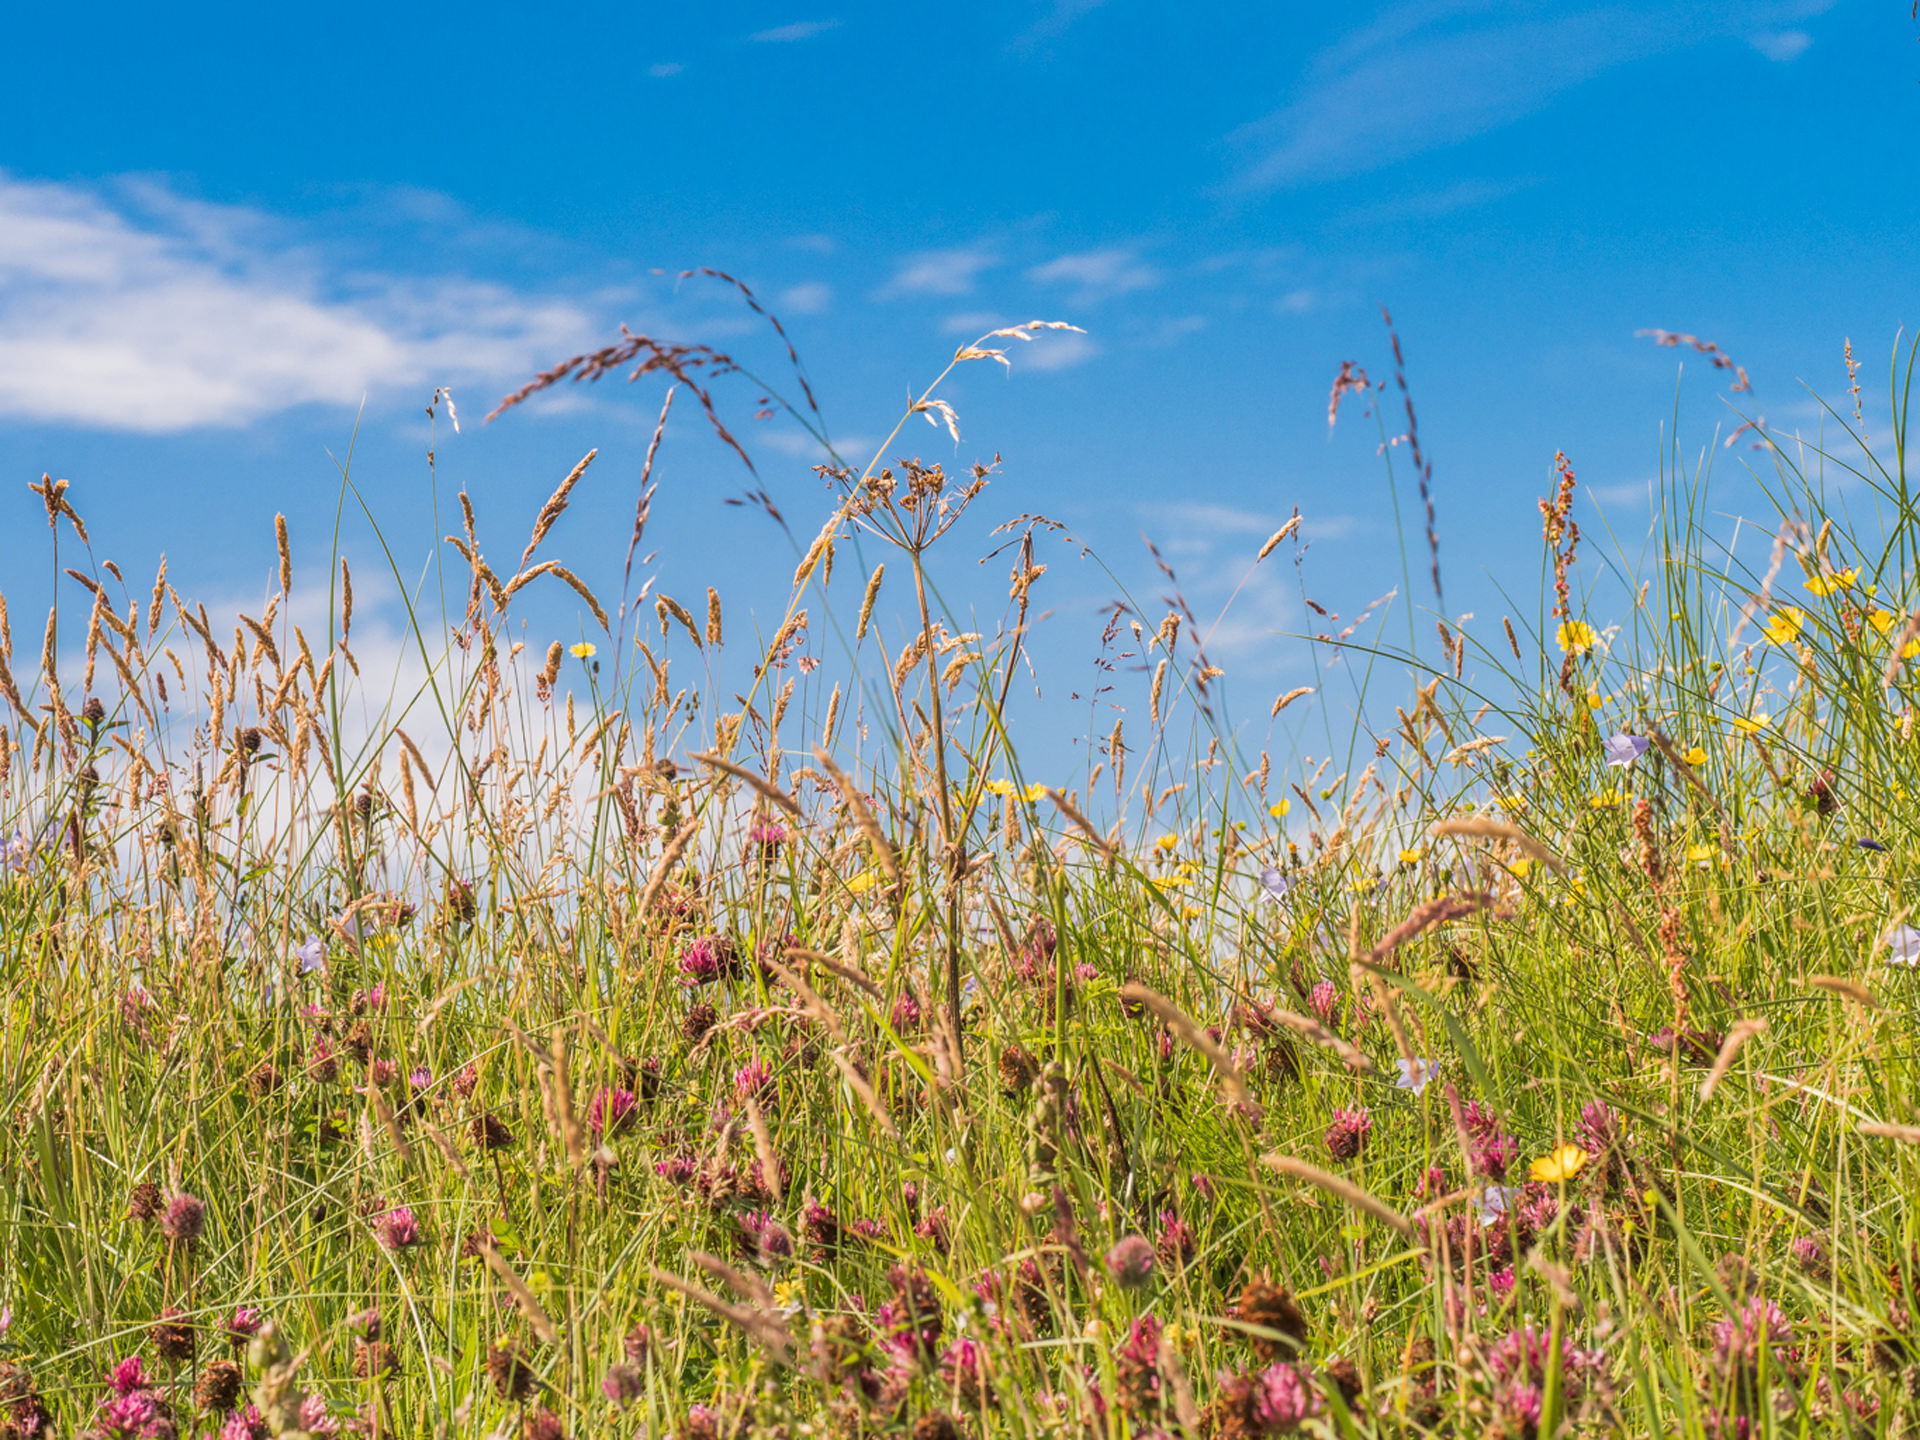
[1429,816,1564,874]
[1270,686,1313,719]
[1262,1153,1419,1239]
[1803,974,1880,1008]
[690,751,803,817]
[477,1239,561,1344]
[1257,516,1301,562]
[1699,1018,1768,1101]
[640,820,701,913]
[518,449,596,573]
[1046,788,1116,864]
[813,749,900,891]
[1117,983,1258,1115]
[829,1049,901,1139]
[1268,1008,1377,1074]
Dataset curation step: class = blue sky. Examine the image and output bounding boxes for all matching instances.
[0,0,1914,773]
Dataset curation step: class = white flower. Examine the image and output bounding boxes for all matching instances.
[1884,924,1920,966]
[1476,1185,1521,1227]
[1394,1057,1438,1095]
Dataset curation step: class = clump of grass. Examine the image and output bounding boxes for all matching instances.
[1,316,1918,1440]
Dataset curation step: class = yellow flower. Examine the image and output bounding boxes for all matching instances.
[985,780,1047,802]
[1153,834,1180,853]
[1180,904,1204,920]
[1268,800,1291,819]
[1761,607,1804,645]
[1804,568,1857,597]
[1508,858,1533,880]
[845,870,885,895]
[1529,1143,1589,1184]
[1586,691,1604,710]
[1557,621,1599,655]
[1869,607,1898,636]
[1591,789,1624,809]
[1730,713,1771,735]
[1682,746,1708,767]
[569,642,597,658]
[1398,847,1423,865]
[1494,792,1527,812]
[1152,875,1192,891]
[1686,842,1717,866]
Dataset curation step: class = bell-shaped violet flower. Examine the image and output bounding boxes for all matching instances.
[1601,733,1650,768]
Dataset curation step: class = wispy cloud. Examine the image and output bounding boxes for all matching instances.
[1015,330,1100,372]
[1011,0,1112,48]
[749,18,841,43]
[878,248,998,298]
[0,172,594,433]
[1335,175,1540,226]
[1750,29,1812,61]
[780,282,832,315]
[1234,0,1838,188]
[1026,247,1161,303]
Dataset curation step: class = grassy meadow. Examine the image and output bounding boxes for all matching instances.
[2,320,1919,1440]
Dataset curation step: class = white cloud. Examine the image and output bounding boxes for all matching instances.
[1234,0,1838,187]
[786,233,838,254]
[0,172,594,434]
[1012,0,1112,47]
[1026,247,1162,303]
[1335,176,1540,226]
[780,282,832,315]
[750,19,841,43]
[758,427,879,460]
[1277,289,1316,315]
[878,248,999,298]
[648,61,685,77]
[1015,330,1100,372]
[941,311,1006,335]
[1750,29,1812,61]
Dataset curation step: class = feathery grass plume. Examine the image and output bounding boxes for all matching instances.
[1429,815,1564,874]
[1261,1154,1418,1239]
[1802,974,1880,1008]
[1267,1008,1376,1075]
[1699,1019,1768,1101]
[1858,1121,1920,1143]
[821,681,840,747]
[475,1238,561,1344]
[518,448,596,573]
[1270,686,1312,719]
[659,594,702,647]
[338,555,355,640]
[705,587,723,646]
[274,513,291,596]
[649,1264,794,1367]
[1118,983,1258,1116]
[1044,788,1116,864]
[640,820,701,914]
[1257,515,1300,562]
[689,751,803,817]
[856,564,884,640]
[812,748,900,891]
[1150,658,1167,725]
[543,564,609,631]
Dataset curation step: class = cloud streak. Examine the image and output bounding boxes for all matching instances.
[0,172,594,434]
[1234,0,1837,188]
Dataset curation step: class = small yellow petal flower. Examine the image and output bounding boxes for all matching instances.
[1556,620,1599,655]
[1153,834,1180,853]
[1591,789,1623,809]
[1398,847,1422,865]
[1682,746,1708,767]
[1268,800,1291,819]
[1586,691,1604,710]
[1685,843,1717,866]
[569,642,597,658]
[984,779,1014,797]
[1869,607,1898,636]
[1528,1143,1589,1184]
[1508,858,1533,880]
[1019,784,1049,803]
[1804,568,1857,597]
[845,870,885,895]
[1730,713,1771,735]
[1761,608,1804,645]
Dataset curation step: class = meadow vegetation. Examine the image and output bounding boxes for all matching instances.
[2,314,1919,1440]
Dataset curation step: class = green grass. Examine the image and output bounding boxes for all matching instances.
[2,326,1919,1440]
